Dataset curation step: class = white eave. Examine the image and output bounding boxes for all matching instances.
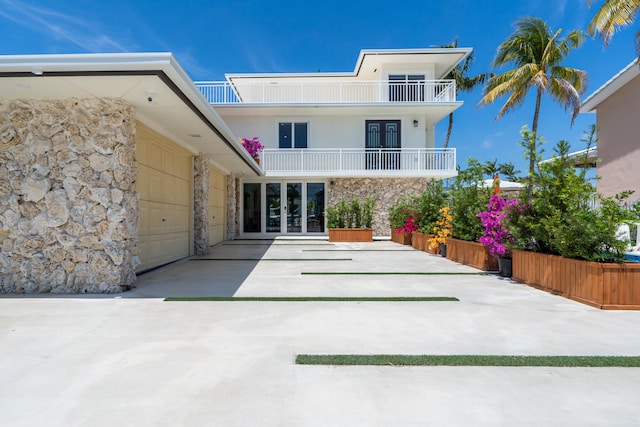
[225,48,472,81]
[581,58,640,113]
[0,52,262,176]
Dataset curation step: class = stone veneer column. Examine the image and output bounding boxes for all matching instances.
[327,178,427,236]
[0,98,138,293]
[226,175,238,239]
[193,154,210,255]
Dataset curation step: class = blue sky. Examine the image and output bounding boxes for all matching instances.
[1,0,637,175]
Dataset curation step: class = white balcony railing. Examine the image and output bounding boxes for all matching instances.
[196,80,456,104]
[258,148,457,177]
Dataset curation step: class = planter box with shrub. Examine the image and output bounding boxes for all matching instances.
[513,250,640,310]
[446,238,498,271]
[326,196,374,242]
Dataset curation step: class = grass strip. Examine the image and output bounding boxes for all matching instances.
[191,258,352,261]
[302,249,415,252]
[301,272,487,275]
[164,297,459,302]
[295,354,640,367]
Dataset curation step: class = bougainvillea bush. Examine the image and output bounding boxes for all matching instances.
[478,195,521,259]
[239,137,264,158]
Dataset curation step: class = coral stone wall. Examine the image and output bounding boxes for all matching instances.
[227,176,239,238]
[0,98,138,293]
[193,154,210,255]
[327,178,427,236]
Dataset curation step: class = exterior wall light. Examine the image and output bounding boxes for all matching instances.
[413,120,419,127]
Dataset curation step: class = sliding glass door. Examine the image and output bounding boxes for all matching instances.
[242,181,325,235]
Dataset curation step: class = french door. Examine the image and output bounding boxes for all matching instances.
[243,181,325,235]
[365,120,401,170]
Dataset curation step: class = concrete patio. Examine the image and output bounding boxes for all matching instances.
[1,240,640,426]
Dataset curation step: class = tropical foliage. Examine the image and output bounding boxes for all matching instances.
[480,16,587,185]
[588,0,640,55]
[441,39,492,149]
[327,196,375,229]
[429,206,453,248]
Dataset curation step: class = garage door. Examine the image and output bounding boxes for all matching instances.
[208,166,226,246]
[136,122,193,272]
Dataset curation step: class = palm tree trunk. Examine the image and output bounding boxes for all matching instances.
[443,113,453,149]
[528,88,543,197]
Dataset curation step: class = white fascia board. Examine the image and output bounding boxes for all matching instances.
[581,57,640,113]
[0,52,176,73]
[0,52,261,175]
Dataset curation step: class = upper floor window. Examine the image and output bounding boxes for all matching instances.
[389,74,425,102]
[279,122,308,148]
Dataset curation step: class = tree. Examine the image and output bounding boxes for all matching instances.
[479,17,588,188]
[497,162,521,181]
[441,39,492,149]
[588,0,640,55]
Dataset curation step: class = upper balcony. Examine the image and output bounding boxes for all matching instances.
[195,80,457,105]
[257,148,457,178]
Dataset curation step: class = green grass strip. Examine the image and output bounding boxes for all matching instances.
[192,258,352,261]
[295,354,640,367]
[301,272,487,275]
[302,249,415,252]
[164,296,459,302]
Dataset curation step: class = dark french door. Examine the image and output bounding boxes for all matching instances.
[365,120,401,170]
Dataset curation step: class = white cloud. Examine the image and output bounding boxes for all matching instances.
[0,0,128,52]
[481,139,494,149]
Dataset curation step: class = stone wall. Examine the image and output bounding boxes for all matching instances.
[226,175,238,239]
[327,178,427,236]
[193,154,210,255]
[0,98,138,293]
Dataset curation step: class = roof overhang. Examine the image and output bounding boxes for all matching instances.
[540,146,599,168]
[581,58,640,113]
[0,53,262,176]
[225,48,473,81]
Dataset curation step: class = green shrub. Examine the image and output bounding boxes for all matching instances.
[507,132,640,262]
[449,159,491,241]
[388,195,415,230]
[414,180,449,234]
[327,196,375,228]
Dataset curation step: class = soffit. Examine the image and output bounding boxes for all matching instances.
[0,56,261,177]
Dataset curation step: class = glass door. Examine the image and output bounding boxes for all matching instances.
[306,182,325,233]
[265,183,281,233]
[286,182,302,233]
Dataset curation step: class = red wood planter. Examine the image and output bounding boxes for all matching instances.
[513,250,640,310]
[391,229,412,245]
[328,228,373,242]
[446,238,498,271]
[411,232,440,254]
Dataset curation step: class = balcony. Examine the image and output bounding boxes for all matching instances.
[196,80,456,104]
[258,148,457,178]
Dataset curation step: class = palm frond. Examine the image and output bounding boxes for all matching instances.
[588,0,640,46]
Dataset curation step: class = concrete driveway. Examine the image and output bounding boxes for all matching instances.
[2,240,640,426]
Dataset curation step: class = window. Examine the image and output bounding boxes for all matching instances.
[279,122,308,148]
[389,74,425,101]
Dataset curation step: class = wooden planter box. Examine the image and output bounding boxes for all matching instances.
[411,232,440,254]
[446,238,498,271]
[328,228,373,242]
[391,229,412,245]
[513,250,640,310]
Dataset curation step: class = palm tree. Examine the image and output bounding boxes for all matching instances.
[497,162,521,181]
[588,0,640,55]
[479,17,588,184]
[441,39,492,149]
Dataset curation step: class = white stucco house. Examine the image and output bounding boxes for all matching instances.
[198,48,469,237]
[0,48,471,293]
[581,58,640,200]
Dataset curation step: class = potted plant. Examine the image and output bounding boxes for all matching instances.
[429,206,453,257]
[239,137,264,164]
[326,196,375,242]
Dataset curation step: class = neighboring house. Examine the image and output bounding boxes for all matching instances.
[0,48,470,293]
[581,58,640,199]
[197,48,470,237]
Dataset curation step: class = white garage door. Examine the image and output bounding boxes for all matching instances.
[208,166,226,246]
[136,122,192,272]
